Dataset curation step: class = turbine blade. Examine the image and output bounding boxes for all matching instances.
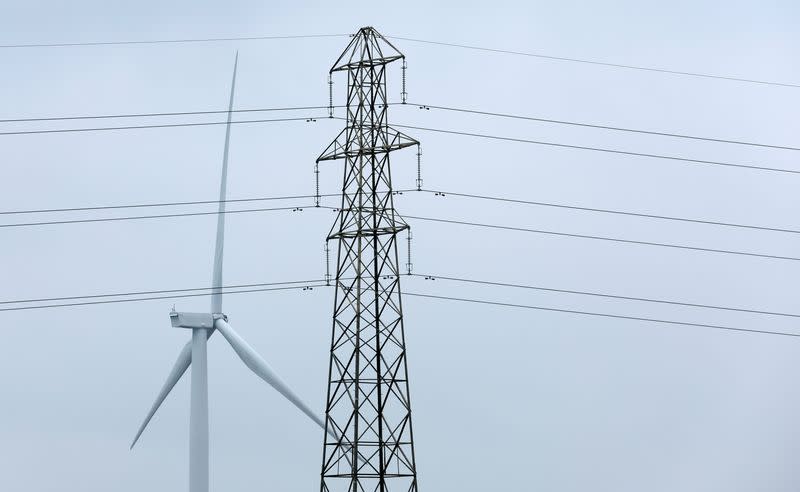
[211,52,239,314]
[130,340,193,449]
[214,318,337,440]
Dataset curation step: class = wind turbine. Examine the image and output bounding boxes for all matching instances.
[129,53,331,492]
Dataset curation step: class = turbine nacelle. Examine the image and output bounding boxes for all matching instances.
[169,311,227,330]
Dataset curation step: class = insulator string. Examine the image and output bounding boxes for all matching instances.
[314,162,321,207]
[328,74,334,118]
[406,228,413,275]
[416,144,423,191]
[401,59,408,104]
[325,241,332,286]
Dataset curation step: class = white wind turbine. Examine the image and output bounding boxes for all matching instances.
[129,53,332,492]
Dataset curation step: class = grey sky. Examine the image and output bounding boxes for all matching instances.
[1,1,799,491]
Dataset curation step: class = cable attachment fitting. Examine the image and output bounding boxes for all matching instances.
[327,74,334,118]
[401,59,408,104]
[416,144,423,191]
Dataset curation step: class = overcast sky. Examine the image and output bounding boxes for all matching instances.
[1,1,799,491]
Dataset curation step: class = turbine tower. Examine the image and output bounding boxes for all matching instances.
[317,27,421,492]
[130,53,332,492]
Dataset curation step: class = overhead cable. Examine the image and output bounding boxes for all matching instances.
[412,103,800,151]
[418,273,800,318]
[0,284,327,312]
[389,36,800,89]
[5,274,797,339]
[3,31,792,88]
[6,189,795,236]
[0,115,326,137]
[405,292,800,338]
[1,101,788,152]
[401,213,800,263]
[1,193,340,216]
[0,104,340,124]
[0,34,349,49]
[9,200,797,264]
[422,189,800,235]
[1,204,314,228]
[1,279,325,306]
[385,121,800,176]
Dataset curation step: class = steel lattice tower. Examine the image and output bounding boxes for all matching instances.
[317,27,420,492]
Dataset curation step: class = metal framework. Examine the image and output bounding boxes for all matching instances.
[317,27,420,492]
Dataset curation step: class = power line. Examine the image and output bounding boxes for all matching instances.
[413,103,800,152]
[0,284,327,312]
[384,121,800,176]
[404,292,800,338]
[399,213,800,263]
[7,270,793,319]
[0,190,411,220]
[0,115,326,137]
[1,192,339,216]
[5,271,797,338]
[10,198,795,263]
[423,189,800,235]
[418,273,800,319]
[389,36,800,89]
[5,188,795,237]
[0,101,789,154]
[2,31,792,89]
[5,270,796,338]
[0,104,342,124]
[1,204,314,228]
[7,189,796,254]
[0,33,349,49]
[6,114,792,179]
[0,102,403,125]
[1,279,325,306]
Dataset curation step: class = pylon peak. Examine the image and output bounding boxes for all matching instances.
[331,26,405,73]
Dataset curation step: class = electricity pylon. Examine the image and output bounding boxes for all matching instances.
[317,27,420,492]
